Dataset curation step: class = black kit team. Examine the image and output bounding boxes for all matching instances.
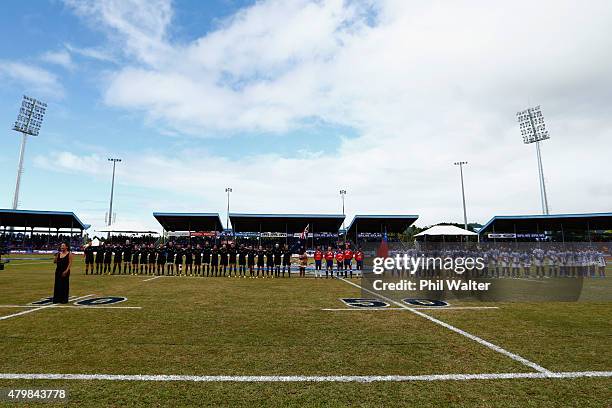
[103,244,113,274]
[140,245,149,274]
[203,243,212,276]
[256,246,265,277]
[273,243,282,277]
[266,247,274,277]
[211,245,219,276]
[228,244,237,277]
[123,244,132,274]
[84,242,95,275]
[282,244,292,277]
[194,244,202,276]
[247,245,256,277]
[166,243,175,275]
[185,245,193,276]
[131,246,140,274]
[174,245,184,275]
[157,244,167,275]
[112,245,123,274]
[238,245,247,277]
[94,243,105,274]
[220,244,229,276]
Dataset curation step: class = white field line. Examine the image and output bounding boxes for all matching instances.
[339,277,553,374]
[0,294,95,321]
[4,261,51,267]
[142,276,163,282]
[0,305,141,310]
[0,371,609,383]
[322,306,499,311]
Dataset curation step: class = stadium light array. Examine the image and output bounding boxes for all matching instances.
[11,95,47,209]
[225,187,233,229]
[516,105,550,215]
[339,190,347,232]
[107,158,122,227]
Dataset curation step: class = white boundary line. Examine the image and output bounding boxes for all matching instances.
[338,277,553,374]
[0,294,94,321]
[323,306,500,311]
[142,276,163,282]
[0,371,609,383]
[0,305,141,310]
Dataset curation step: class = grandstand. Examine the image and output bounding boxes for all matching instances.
[0,209,88,252]
[346,214,419,243]
[479,212,612,242]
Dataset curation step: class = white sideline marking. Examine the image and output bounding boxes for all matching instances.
[323,306,499,311]
[143,276,162,282]
[0,371,609,383]
[0,294,94,321]
[0,305,141,310]
[339,278,553,374]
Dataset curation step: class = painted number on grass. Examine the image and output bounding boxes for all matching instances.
[75,297,127,306]
[402,298,448,307]
[341,298,389,308]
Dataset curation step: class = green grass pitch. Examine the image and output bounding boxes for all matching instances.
[0,255,610,407]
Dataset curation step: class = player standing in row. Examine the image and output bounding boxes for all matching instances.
[355,247,364,273]
[185,245,193,276]
[84,242,95,275]
[314,246,323,278]
[95,243,105,274]
[238,244,247,277]
[194,244,202,276]
[247,245,256,277]
[325,246,335,278]
[343,244,353,278]
[282,244,292,277]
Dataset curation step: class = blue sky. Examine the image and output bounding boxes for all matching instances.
[1,0,611,232]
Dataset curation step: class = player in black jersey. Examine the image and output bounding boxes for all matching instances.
[228,243,237,277]
[147,244,157,275]
[273,243,282,278]
[123,244,132,274]
[139,246,148,274]
[202,243,211,276]
[104,245,113,274]
[185,245,193,276]
[131,246,140,274]
[266,247,274,277]
[238,244,247,277]
[174,246,184,275]
[211,245,219,276]
[84,242,94,275]
[256,246,265,277]
[247,245,256,277]
[219,244,229,276]
[156,244,166,275]
[282,244,291,278]
[194,244,202,276]
[95,243,105,274]
[112,245,123,274]
[166,243,175,275]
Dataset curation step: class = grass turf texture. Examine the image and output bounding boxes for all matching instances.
[0,255,610,407]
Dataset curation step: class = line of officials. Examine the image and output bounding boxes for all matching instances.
[84,241,365,278]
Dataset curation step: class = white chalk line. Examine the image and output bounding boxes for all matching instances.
[0,305,141,310]
[339,278,553,374]
[322,306,499,311]
[0,371,609,383]
[0,294,95,321]
[142,276,163,282]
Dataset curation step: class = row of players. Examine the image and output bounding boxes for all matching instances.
[84,242,365,278]
[395,248,607,278]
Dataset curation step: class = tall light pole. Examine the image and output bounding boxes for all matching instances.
[454,161,468,230]
[225,187,232,229]
[11,96,47,209]
[339,189,347,231]
[107,158,122,226]
[517,105,551,215]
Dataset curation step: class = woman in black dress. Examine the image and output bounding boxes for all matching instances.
[53,242,73,304]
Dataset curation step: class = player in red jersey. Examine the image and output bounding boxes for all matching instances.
[335,247,344,276]
[324,246,335,278]
[343,243,354,278]
[313,246,323,278]
[355,247,364,275]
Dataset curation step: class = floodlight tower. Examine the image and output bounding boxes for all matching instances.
[11,95,47,209]
[107,158,122,226]
[339,189,347,231]
[225,187,232,229]
[517,105,550,215]
[453,161,468,230]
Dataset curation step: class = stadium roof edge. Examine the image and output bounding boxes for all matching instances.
[346,214,419,236]
[0,209,88,230]
[152,212,224,232]
[479,212,612,235]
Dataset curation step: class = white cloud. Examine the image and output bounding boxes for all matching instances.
[41,49,74,70]
[53,0,612,226]
[0,61,64,97]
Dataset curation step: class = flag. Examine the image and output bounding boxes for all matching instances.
[300,224,310,240]
[376,230,389,258]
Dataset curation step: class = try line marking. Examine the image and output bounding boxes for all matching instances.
[0,371,609,383]
[338,277,553,375]
[0,294,95,321]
